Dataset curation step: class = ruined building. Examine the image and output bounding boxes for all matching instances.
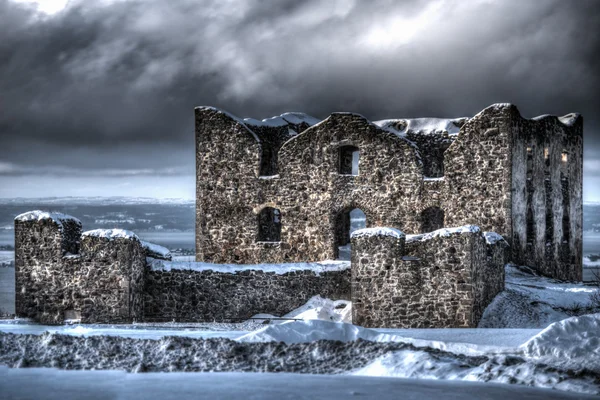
[195,103,583,281]
[13,103,583,328]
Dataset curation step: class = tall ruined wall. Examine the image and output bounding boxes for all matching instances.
[511,113,583,281]
[195,107,264,263]
[351,226,505,328]
[278,113,424,260]
[443,104,515,237]
[144,262,350,322]
[195,109,426,265]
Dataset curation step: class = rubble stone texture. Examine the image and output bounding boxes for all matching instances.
[14,213,349,323]
[351,227,507,328]
[195,104,582,281]
[14,216,146,324]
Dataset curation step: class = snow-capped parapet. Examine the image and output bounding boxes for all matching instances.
[483,232,508,246]
[351,227,405,239]
[532,113,581,127]
[521,313,600,373]
[14,210,81,230]
[406,225,481,243]
[243,112,321,128]
[373,117,469,137]
[140,240,171,261]
[82,228,139,241]
[148,259,350,276]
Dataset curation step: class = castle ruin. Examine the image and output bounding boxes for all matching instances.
[195,103,583,281]
[12,103,583,328]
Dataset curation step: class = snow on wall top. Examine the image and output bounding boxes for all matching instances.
[532,113,581,127]
[140,240,171,260]
[82,229,139,241]
[14,210,82,230]
[373,117,469,137]
[243,112,321,128]
[148,258,350,276]
[406,225,481,243]
[483,232,508,246]
[351,227,405,239]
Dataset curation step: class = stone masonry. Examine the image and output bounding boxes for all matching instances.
[351,226,507,328]
[14,211,350,324]
[195,103,582,281]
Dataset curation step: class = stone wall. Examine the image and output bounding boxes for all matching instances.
[195,103,582,282]
[15,212,146,324]
[510,113,583,281]
[14,212,82,324]
[351,226,506,328]
[144,263,350,322]
[15,210,350,324]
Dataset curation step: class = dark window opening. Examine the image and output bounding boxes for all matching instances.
[257,207,281,242]
[526,146,533,177]
[544,147,550,167]
[545,180,553,245]
[420,207,445,233]
[526,207,535,245]
[339,146,359,175]
[259,145,278,176]
[562,214,570,244]
[335,208,366,260]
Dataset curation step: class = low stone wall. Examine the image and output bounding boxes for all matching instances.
[144,263,350,322]
[14,210,350,324]
[351,226,506,328]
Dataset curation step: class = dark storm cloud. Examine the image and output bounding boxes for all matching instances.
[0,0,599,191]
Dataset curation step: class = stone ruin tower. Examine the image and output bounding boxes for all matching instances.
[195,103,583,281]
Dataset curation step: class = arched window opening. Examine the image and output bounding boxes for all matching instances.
[335,208,366,260]
[339,146,359,175]
[420,207,444,233]
[561,151,568,163]
[257,207,281,242]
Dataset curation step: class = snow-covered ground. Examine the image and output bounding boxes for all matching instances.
[1,314,599,395]
[2,368,594,400]
[480,265,599,328]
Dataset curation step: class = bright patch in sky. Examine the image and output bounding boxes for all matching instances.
[12,0,69,14]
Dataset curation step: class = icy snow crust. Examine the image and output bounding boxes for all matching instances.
[14,210,81,230]
[521,313,600,372]
[1,317,599,394]
[351,227,405,239]
[82,229,138,240]
[406,225,481,243]
[147,258,350,276]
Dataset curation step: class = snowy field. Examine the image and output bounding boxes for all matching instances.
[2,368,595,400]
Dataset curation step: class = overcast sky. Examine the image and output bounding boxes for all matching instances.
[0,0,599,200]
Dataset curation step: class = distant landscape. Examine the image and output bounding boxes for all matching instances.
[0,197,195,250]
